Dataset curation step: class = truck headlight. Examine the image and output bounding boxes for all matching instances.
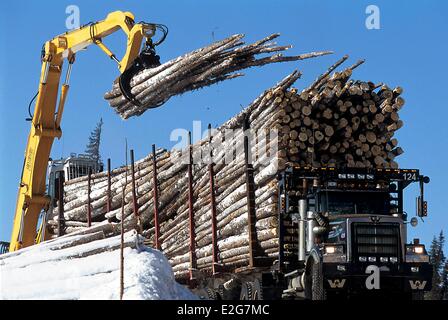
[406,245,425,254]
[325,245,344,255]
[414,246,424,254]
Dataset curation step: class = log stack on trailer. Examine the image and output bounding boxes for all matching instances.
[47,43,407,281]
[275,55,404,169]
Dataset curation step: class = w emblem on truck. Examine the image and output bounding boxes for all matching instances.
[409,280,427,290]
[328,279,346,288]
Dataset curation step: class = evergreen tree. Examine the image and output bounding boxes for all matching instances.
[441,261,448,300]
[427,231,446,300]
[85,118,103,169]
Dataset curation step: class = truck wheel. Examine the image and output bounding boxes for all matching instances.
[240,282,252,300]
[239,280,264,300]
[217,284,225,300]
[412,291,425,300]
[306,260,327,300]
[252,279,263,300]
[206,287,218,300]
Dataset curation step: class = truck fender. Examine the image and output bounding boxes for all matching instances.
[303,247,323,288]
[305,247,323,272]
[303,247,326,299]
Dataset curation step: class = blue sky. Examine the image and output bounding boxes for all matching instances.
[0,0,447,249]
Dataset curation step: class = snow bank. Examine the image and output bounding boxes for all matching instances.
[0,231,196,300]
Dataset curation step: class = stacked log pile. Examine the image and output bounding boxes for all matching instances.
[276,55,405,169]
[48,57,407,279]
[103,33,331,119]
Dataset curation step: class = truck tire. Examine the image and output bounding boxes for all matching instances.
[412,291,425,300]
[206,287,218,300]
[306,259,327,300]
[240,282,252,300]
[239,281,263,300]
[217,284,225,300]
[252,279,263,300]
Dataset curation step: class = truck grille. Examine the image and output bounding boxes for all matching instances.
[352,223,401,260]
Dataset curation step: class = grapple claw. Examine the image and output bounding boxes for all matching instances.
[118,47,161,108]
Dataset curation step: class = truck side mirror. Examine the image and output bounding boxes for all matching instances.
[416,196,428,217]
[422,200,428,217]
[416,175,429,217]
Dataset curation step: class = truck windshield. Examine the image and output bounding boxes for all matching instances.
[320,191,390,215]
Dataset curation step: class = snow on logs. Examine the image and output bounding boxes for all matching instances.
[50,57,407,278]
[103,33,332,119]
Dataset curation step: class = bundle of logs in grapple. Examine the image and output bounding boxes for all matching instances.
[48,55,407,279]
[103,33,332,119]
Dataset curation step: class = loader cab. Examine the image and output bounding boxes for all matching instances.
[47,153,102,206]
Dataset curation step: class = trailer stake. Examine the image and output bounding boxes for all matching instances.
[243,117,258,268]
[57,173,65,236]
[106,158,112,213]
[208,124,219,274]
[130,149,141,233]
[187,131,197,283]
[87,168,92,228]
[152,144,161,250]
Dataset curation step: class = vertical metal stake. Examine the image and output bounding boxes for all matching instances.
[243,117,257,268]
[87,168,92,227]
[120,140,128,300]
[130,149,140,232]
[107,158,112,213]
[208,124,219,274]
[57,173,65,237]
[187,131,197,283]
[152,144,161,250]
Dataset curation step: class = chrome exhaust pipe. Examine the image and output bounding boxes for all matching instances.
[298,199,307,261]
[307,211,316,252]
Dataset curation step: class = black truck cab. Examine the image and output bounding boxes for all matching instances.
[277,166,432,299]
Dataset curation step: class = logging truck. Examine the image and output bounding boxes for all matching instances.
[195,166,432,300]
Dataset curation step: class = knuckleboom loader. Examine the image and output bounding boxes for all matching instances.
[7,11,167,252]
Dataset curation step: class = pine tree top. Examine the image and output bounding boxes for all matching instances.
[85,118,103,168]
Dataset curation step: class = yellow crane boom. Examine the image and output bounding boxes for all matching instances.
[9,11,160,251]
